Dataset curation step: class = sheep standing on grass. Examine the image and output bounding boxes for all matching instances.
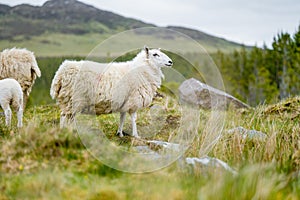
[0,78,23,128]
[50,46,173,138]
[0,48,41,107]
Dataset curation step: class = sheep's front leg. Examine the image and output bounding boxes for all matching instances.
[130,112,140,138]
[117,112,126,137]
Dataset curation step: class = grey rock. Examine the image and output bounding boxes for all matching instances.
[133,145,162,160]
[227,126,267,140]
[185,156,237,175]
[132,140,185,159]
[179,78,249,109]
[146,140,183,152]
[134,141,237,175]
[134,145,157,154]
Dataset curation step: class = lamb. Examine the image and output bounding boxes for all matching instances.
[50,46,173,138]
[0,78,23,128]
[0,48,41,107]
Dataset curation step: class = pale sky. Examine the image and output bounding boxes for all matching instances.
[0,0,299,47]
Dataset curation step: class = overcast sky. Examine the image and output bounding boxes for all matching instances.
[1,0,299,47]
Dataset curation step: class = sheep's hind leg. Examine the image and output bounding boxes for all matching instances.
[117,112,126,137]
[60,113,67,128]
[130,112,140,138]
[17,106,23,128]
[4,106,12,127]
[16,97,23,128]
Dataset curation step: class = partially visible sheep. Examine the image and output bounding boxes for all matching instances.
[0,48,41,107]
[0,78,23,128]
[50,46,173,138]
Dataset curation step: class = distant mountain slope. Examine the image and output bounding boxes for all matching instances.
[0,0,246,55]
[167,26,242,47]
[0,0,152,39]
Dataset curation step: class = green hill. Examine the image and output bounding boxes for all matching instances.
[0,0,247,56]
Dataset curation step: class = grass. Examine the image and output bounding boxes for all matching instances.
[0,33,111,57]
[0,32,243,57]
[0,96,300,199]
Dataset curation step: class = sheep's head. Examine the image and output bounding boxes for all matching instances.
[144,46,173,68]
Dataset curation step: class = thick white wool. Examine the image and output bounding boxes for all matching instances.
[51,50,164,116]
[0,48,41,106]
[50,60,106,116]
[0,78,23,127]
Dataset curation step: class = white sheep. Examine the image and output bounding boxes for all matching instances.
[0,78,23,128]
[0,48,41,107]
[50,46,173,138]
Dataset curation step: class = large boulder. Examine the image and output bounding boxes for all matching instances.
[179,78,249,109]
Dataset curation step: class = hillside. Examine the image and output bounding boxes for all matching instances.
[0,0,246,56]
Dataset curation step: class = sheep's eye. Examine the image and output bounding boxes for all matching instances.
[153,53,160,57]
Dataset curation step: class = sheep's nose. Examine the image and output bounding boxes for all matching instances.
[168,60,173,65]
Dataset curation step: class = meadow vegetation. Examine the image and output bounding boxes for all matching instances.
[1,92,300,199]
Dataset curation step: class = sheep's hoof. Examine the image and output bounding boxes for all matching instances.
[116,131,123,137]
[133,135,141,139]
[117,131,129,137]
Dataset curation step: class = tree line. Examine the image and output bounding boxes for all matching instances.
[214,25,300,106]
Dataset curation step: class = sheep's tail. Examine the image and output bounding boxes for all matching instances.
[31,55,41,78]
[50,60,79,100]
[50,62,65,100]
[25,48,41,78]
[50,72,61,100]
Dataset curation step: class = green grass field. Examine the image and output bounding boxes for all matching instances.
[0,33,110,57]
[0,95,300,199]
[0,32,243,57]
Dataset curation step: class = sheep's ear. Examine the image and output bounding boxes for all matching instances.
[144,45,149,54]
